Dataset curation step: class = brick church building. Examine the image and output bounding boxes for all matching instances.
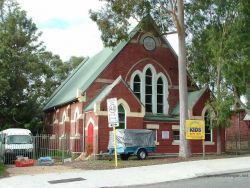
[43,18,225,155]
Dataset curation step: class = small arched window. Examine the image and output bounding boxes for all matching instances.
[62,112,66,123]
[145,69,153,113]
[74,109,80,134]
[205,111,212,142]
[157,77,164,114]
[117,105,126,129]
[133,74,141,100]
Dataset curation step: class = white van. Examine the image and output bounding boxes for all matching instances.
[0,128,33,163]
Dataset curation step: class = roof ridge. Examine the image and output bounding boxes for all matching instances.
[43,16,177,111]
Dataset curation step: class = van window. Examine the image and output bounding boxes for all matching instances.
[6,135,32,144]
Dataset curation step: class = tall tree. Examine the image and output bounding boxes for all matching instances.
[90,0,191,157]
[0,0,43,129]
[0,0,79,132]
[186,0,250,154]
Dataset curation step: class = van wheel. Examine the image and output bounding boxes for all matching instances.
[137,149,147,160]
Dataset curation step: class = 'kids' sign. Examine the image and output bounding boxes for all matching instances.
[186,120,205,140]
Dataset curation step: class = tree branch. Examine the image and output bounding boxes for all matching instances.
[159,31,177,36]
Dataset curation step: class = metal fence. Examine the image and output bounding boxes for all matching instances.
[226,134,250,155]
[1,134,84,164]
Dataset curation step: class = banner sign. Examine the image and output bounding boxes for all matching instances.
[186,120,205,140]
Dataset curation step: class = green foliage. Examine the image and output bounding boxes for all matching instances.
[187,0,250,128]
[0,0,84,132]
[0,162,4,176]
[187,0,250,104]
[89,0,176,47]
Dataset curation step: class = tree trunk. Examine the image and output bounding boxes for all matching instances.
[177,0,191,158]
[216,126,222,155]
[216,57,222,155]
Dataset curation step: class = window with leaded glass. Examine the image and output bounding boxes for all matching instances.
[117,105,126,129]
[205,111,212,142]
[173,130,180,140]
[133,74,141,100]
[157,77,163,113]
[145,69,152,113]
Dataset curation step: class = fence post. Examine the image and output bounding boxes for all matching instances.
[248,135,250,153]
[61,135,65,164]
[235,134,238,156]
[33,135,36,160]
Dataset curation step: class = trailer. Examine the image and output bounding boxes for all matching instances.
[108,129,156,160]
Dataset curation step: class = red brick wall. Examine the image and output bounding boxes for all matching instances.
[99,81,142,112]
[193,90,210,116]
[98,116,144,153]
[142,121,224,154]
[226,111,250,140]
[44,30,215,154]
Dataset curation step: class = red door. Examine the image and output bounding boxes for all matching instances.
[87,123,94,154]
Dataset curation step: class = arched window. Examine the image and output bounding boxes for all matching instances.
[145,69,153,113]
[130,64,169,115]
[133,74,141,100]
[62,111,66,124]
[204,111,212,142]
[74,108,80,134]
[157,77,164,114]
[117,105,126,129]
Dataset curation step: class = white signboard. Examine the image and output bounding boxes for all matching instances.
[162,131,169,139]
[107,98,119,127]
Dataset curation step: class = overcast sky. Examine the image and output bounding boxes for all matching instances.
[17,0,178,61]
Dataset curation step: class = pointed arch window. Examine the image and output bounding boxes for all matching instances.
[117,105,126,129]
[62,112,66,124]
[205,111,212,142]
[74,109,80,134]
[145,69,153,113]
[157,77,164,114]
[130,64,169,115]
[133,74,141,100]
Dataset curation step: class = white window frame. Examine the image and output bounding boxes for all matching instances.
[156,73,169,114]
[172,125,180,145]
[130,64,169,115]
[73,107,80,134]
[61,111,67,124]
[204,111,213,143]
[117,103,127,129]
[146,124,159,145]
[130,71,143,100]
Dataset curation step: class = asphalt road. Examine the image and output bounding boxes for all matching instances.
[120,171,250,188]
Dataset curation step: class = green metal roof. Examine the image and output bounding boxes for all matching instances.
[171,88,207,116]
[144,113,179,122]
[43,27,140,111]
[43,16,178,111]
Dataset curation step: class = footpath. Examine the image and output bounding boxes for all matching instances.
[0,156,250,188]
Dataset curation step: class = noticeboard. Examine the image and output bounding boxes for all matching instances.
[186,120,205,140]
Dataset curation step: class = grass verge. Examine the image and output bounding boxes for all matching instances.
[0,162,4,177]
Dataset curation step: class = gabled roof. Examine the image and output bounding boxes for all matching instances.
[84,76,123,112]
[244,113,250,121]
[43,16,178,111]
[171,87,207,116]
[84,76,144,112]
[43,28,140,111]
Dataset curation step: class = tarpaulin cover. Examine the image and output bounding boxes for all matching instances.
[108,129,155,149]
